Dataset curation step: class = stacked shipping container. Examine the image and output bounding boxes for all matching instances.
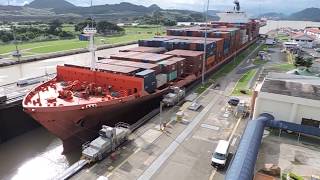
[95,20,261,93]
[165,50,204,75]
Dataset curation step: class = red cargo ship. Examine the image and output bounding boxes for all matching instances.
[23,4,263,152]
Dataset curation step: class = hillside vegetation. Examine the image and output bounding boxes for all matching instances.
[0,1,211,23]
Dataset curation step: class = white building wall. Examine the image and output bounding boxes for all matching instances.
[253,92,320,124]
[296,105,320,124]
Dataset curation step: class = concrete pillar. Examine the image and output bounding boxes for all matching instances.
[252,97,261,119]
[289,103,298,123]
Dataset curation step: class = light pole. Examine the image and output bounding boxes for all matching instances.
[202,0,210,85]
[159,101,164,131]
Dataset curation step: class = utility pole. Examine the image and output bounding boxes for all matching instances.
[202,0,210,85]
[12,26,21,61]
[159,101,163,131]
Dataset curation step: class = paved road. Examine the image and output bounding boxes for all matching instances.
[0,44,138,86]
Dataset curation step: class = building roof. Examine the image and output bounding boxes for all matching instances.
[260,72,320,100]
[306,28,320,34]
[292,34,315,41]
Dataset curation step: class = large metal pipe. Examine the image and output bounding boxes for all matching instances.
[225,113,274,180]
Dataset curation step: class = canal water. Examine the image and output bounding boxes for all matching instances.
[0,128,80,180]
[1,20,320,180]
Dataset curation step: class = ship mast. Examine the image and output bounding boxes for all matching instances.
[234,0,240,12]
[84,0,97,71]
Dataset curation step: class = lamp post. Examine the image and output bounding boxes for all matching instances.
[159,101,164,131]
[202,0,210,85]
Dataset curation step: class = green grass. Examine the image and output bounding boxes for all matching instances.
[232,69,257,96]
[276,33,290,42]
[253,57,268,65]
[0,26,165,56]
[62,24,76,33]
[29,40,88,53]
[195,43,260,94]
[269,63,295,72]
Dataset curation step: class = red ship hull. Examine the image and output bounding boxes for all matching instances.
[27,89,169,153]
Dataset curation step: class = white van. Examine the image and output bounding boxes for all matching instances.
[211,140,230,168]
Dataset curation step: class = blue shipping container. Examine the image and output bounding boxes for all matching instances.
[167,71,177,81]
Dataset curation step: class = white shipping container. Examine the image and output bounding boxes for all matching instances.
[240,30,247,37]
[156,74,167,88]
[241,35,249,45]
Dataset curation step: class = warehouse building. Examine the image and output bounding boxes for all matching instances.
[252,73,320,129]
[291,34,316,49]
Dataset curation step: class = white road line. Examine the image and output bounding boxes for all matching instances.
[209,168,217,180]
[137,95,221,180]
[228,117,242,143]
[231,137,237,146]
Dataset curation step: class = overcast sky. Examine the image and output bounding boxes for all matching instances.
[2,0,320,14]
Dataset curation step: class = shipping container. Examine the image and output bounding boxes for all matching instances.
[206,55,216,66]
[166,57,186,77]
[120,46,167,54]
[165,50,203,75]
[167,71,178,81]
[95,63,142,75]
[158,60,177,74]
[110,52,173,64]
[136,70,157,93]
[156,74,167,88]
[97,59,161,74]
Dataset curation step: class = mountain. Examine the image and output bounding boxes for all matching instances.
[0,1,208,23]
[287,8,320,22]
[148,4,161,12]
[26,0,76,9]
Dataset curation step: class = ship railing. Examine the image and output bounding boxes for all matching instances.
[115,122,130,129]
[82,141,91,150]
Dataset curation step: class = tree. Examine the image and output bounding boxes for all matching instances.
[294,56,314,69]
[48,19,62,35]
[304,57,313,69]
[96,21,124,35]
[163,19,177,26]
[294,56,304,68]
[0,30,13,42]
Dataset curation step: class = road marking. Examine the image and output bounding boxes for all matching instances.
[201,124,220,131]
[228,117,242,143]
[137,95,221,180]
[231,137,237,146]
[209,168,217,180]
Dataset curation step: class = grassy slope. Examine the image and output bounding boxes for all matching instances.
[232,69,257,96]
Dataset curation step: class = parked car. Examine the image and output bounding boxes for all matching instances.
[228,97,240,106]
[211,140,230,169]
